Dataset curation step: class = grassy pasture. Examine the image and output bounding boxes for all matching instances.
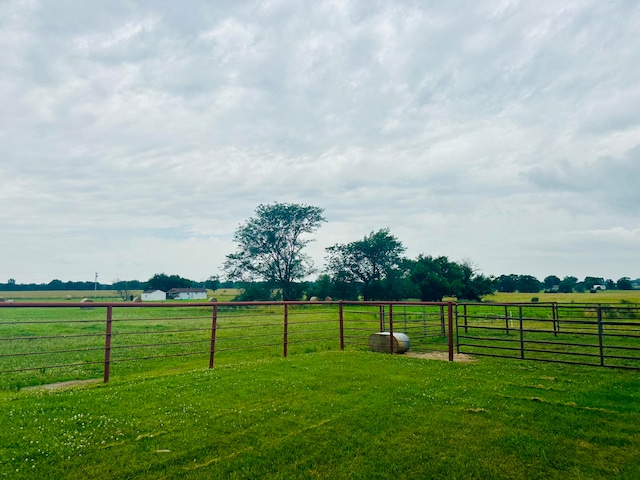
[1,352,639,479]
[485,290,640,305]
[0,303,455,390]
[1,298,639,478]
[3,288,639,304]
[0,289,240,302]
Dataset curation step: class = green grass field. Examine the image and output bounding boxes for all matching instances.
[1,291,639,478]
[484,290,640,304]
[0,289,240,302]
[1,351,639,479]
[2,288,638,304]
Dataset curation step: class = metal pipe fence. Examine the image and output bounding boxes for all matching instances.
[456,302,640,369]
[0,301,453,388]
[3,301,638,389]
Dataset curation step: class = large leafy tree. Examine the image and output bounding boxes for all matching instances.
[617,277,633,290]
[516,275,542,293]
[223,203,326,301]
[325,228,406,300]
[543,275,561,290]
[496,274,518,293]
[147,273,194,291]
[408,255,495,301]
[558,276,578,293]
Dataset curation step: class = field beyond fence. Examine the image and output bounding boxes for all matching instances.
[1,298,640,389]
[0,300,453,389]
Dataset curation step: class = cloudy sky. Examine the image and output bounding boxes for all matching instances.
[1,0,639,285]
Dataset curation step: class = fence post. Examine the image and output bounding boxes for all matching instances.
[379,305,385,331]
[448,302,454,361]
[104,306,112,383]
[440,305,445,336]
[463,304,468,334]
[388,304,394,354]
[209,304,218,368]
[505,305,510,335]
[339,301,344,350]
[553,302,559,336]
[423,306,427,335]
[519,306,524,360]
[597,306,604,366]
[283,303,289,358]
[403,306,407,333]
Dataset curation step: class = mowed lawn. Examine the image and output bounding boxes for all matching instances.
[1,351,639,479]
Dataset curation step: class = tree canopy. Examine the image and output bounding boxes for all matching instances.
[325,229,406,300]
[223,203,326,300]
[408,255,495,301]
[147,273,194,291]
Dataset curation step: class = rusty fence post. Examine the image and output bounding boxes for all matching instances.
[209,304,218,368]
[448,302,454,361]
[553,302,559,336]
[597,306,604,366]
[283,303,289,358]
[379,305,385,331]
[388,304,394,354]
[339,301,344,350]
[104,305,113,383]
[505,305,510,335]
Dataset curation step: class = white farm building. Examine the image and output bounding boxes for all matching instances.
[141,289,167,301]
[166,288,208,300]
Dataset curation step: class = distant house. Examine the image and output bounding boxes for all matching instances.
[166,288,208,300]
[141,289,166,301]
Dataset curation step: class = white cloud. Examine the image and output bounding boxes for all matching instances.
[1,0,639,284]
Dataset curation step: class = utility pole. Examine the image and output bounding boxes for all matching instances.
[94,272,98,296]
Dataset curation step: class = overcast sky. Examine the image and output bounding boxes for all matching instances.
[1,0,639,285]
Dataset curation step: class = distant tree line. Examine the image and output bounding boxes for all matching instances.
[2,203,638,300]
[0,275,230,294]
[495,274,636,294]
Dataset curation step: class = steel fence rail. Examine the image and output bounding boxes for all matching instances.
[0,300,454,386]
[457,302,640,370]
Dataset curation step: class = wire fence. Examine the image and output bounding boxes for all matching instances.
[0,301,453,389]
[3,300,638,389]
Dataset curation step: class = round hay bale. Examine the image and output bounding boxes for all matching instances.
[132,296,142,303]
[324,296,332,302]
[209,297,218,302]
[309,296,319,302]
[80,298,94,310]
[66,295,72,300]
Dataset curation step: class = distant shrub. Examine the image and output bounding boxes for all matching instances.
[531,297,539,303]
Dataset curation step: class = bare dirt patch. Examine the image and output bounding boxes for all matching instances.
[24,379,102,391]
[405,351,476,362]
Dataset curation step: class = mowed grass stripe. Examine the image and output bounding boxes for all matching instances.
[0,351,639,479]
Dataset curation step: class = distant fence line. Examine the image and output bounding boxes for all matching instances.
[0,301,638,387]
